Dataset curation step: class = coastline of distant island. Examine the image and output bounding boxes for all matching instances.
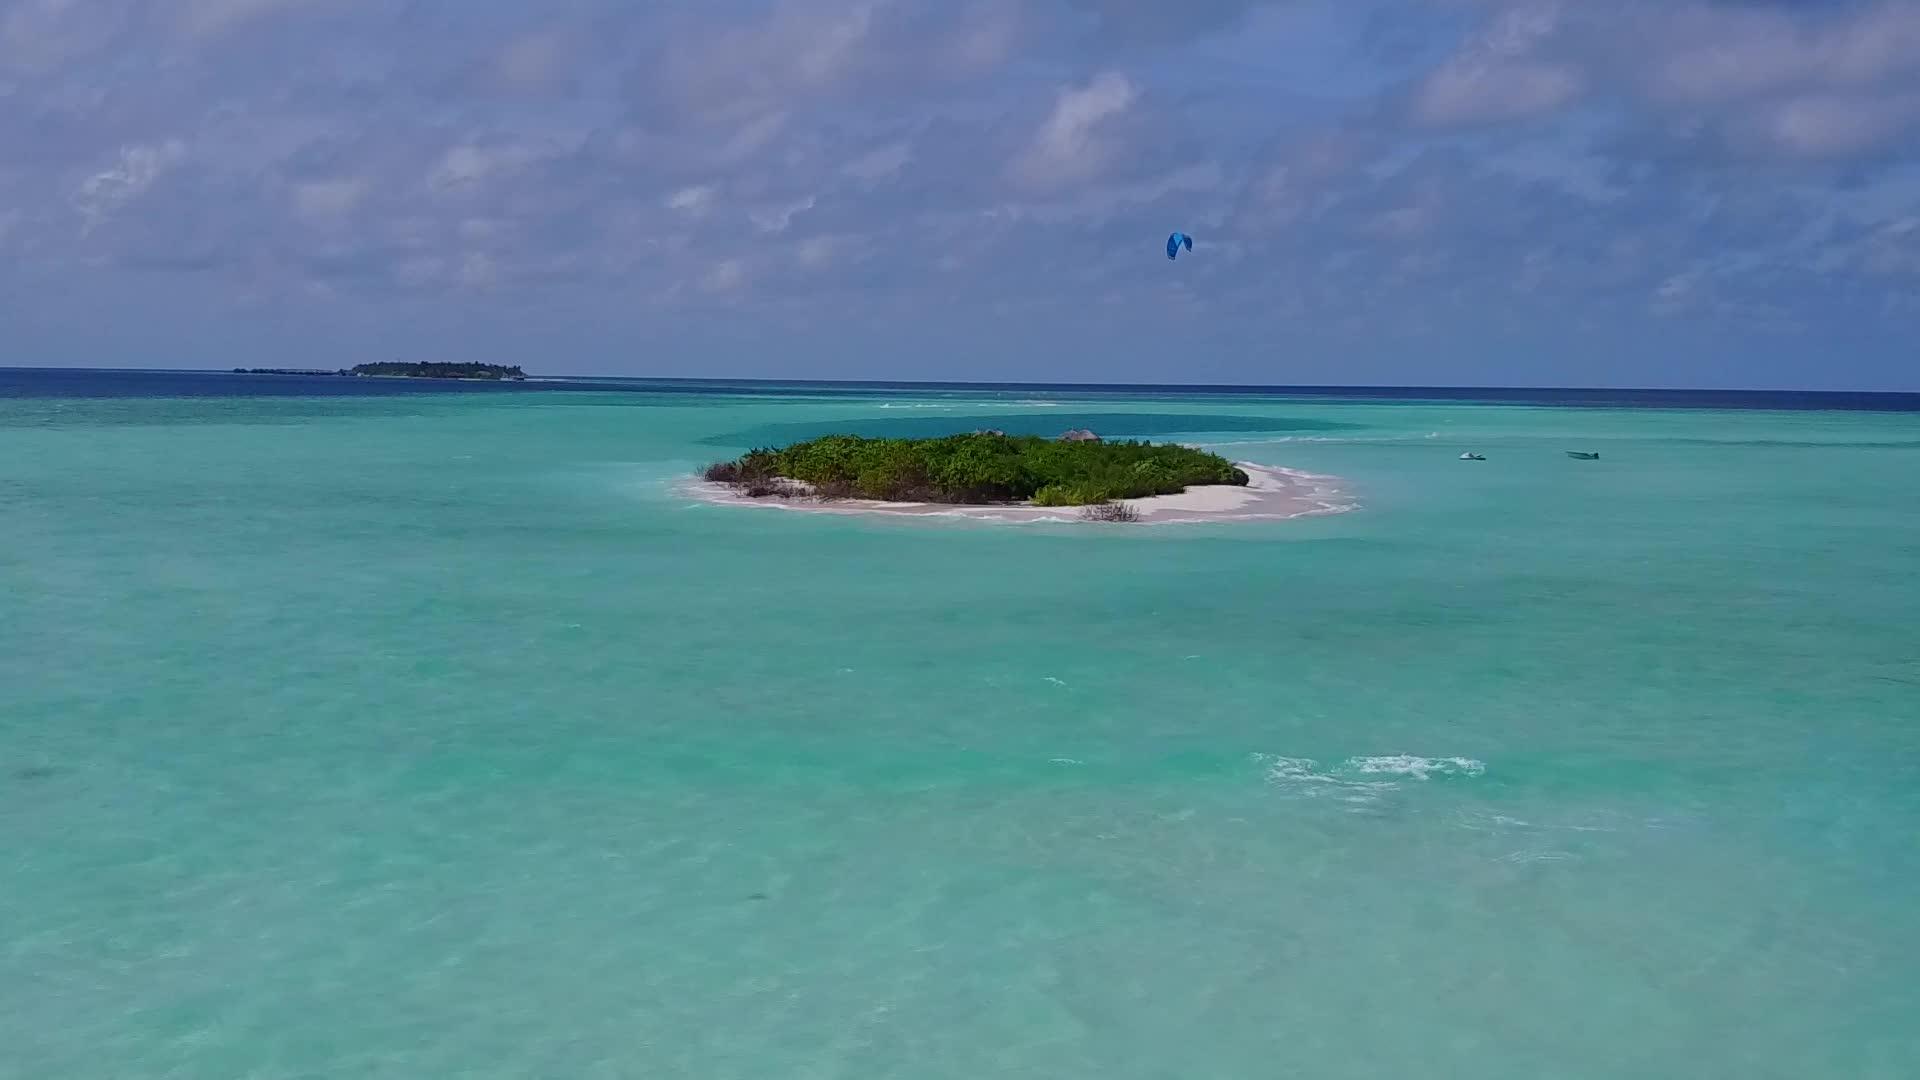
[233,362,526,381]
[689,430,1355,524]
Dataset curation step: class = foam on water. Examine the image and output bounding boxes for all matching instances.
[1253,754,1489,810]
[1346,754,1487,779]
[674,462,1357,526]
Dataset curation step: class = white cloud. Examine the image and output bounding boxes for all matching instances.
[702,258,749,293]
[940,3,1019,73]
[842,141,913,183]
[1653,268,1701,312]
[794,233,875,270]
[1404,1,1920,156]
[1861,217,1920,276]
[429,142,547,191]
[1368,203,1434,239]
[292,177,367,220]
[1412,5,1582,128]
[179,0,316,38]
[458,217,501,242]
[395,255,445,288]
[667,185,716,217]
[72,139,187,231]
[1009,71,1139,189]
[797,235,842,268]
[1741,93,1920,161]
[719,112,789,164]
[1641,2,1920,107]
[457,251,496,289]
[1,0,125,74]
[433,146,492,188]
[1001,160,1224,226]
[1236,130,1376,231]
[3,0,1918,378]
[751,195,816,234]
[790,4,876,86]
[498,30,568,89]
[659,2,879,120]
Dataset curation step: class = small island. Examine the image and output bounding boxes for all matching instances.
[701,431,1253,521]
[348,362,526,380]
[233,362,526,380]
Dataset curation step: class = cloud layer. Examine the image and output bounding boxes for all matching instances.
[3,0,1917,387]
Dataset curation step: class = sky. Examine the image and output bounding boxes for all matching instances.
[3,0,1918,389]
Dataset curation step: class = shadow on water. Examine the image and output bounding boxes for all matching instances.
[700,412,1367,448]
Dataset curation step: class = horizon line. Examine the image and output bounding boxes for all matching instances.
[4,365,1918,398]
[537,375,1920,397]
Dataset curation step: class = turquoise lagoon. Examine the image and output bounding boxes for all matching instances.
[3,374,1917,1077]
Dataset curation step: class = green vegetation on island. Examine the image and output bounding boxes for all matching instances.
[702,431,1248,507]
[233,362,526,380]
[347,362,525,380]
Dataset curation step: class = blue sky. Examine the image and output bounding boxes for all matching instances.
[4,0,1918,388]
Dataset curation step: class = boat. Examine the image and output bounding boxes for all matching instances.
[1564,451,1600,460]
[1459,452,1485,461]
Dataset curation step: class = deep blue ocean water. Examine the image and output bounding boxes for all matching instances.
[5,366,1917,410]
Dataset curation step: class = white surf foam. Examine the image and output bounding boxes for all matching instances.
[1345,755,1487,780]
[1254,753,1486,807]
[872,400,1064,410]
[677,461,1356,526]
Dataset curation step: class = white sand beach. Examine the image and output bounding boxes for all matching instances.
[683,462,1355,524]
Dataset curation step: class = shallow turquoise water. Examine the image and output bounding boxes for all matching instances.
[4,384,1918,1078]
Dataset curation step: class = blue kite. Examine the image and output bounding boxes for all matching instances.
[1166,232,1193,260]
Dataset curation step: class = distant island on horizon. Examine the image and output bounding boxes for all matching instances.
[702,431,1250,519]
[233,362,526,381]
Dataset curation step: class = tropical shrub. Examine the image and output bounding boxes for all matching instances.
[702,432,1245,506]
[1081,500,1142,522]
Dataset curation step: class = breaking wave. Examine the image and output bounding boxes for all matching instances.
[1346,755,1486,779]
[1254,753,1486,807]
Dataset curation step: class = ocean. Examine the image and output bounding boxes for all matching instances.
[3,369,1917,1078]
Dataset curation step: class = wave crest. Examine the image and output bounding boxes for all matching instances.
[1346,755,1486,779]
[1254,753,1486,807]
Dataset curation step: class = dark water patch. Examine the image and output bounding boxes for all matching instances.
[0,369,562,428]
[11,369,1916,411]
[700,412,1365,448]
[0,368,568,400]
[0,396,452,429]
[0,370,768,426]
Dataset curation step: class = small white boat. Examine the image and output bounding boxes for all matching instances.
[1459,452,1485,461]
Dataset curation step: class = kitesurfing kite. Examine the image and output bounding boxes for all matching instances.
[1166,232,1193,260]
